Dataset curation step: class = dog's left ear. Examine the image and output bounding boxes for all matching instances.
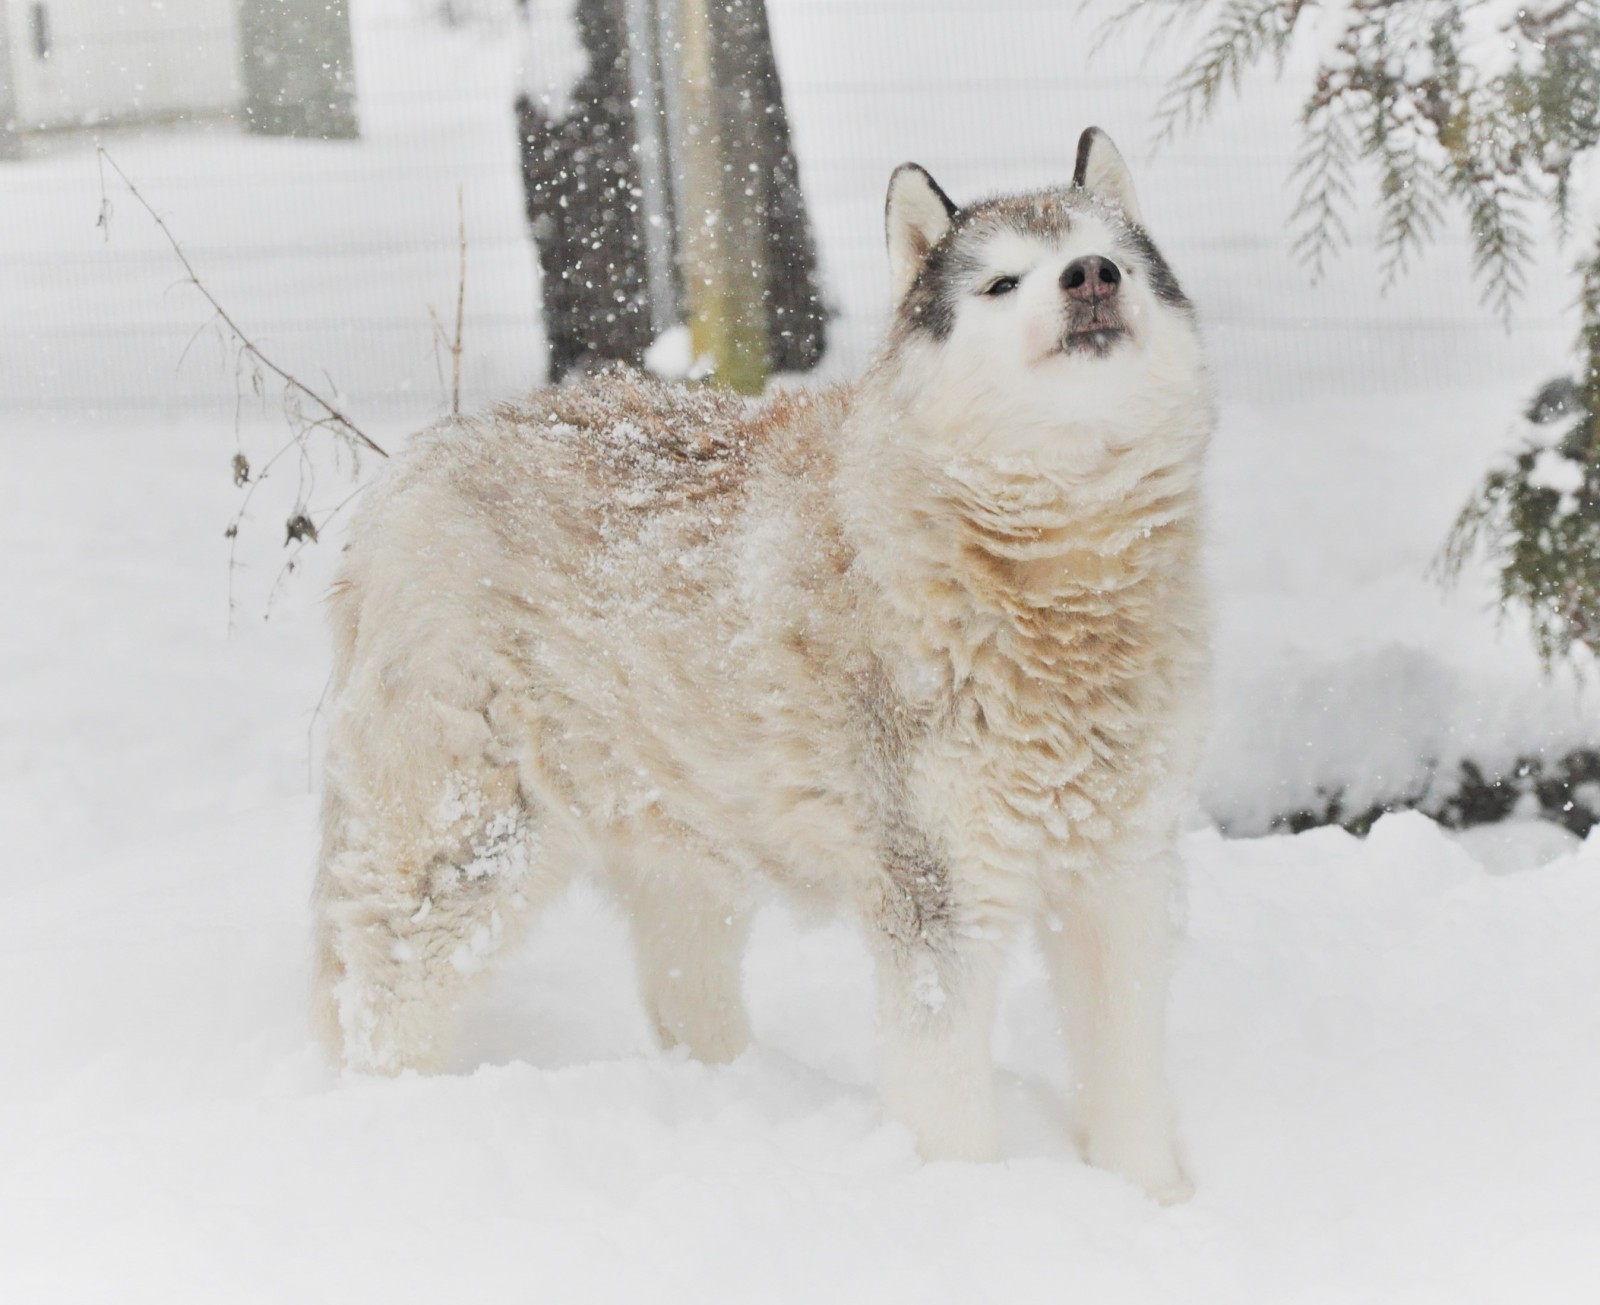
[886,163,958,303]
[1073,127,1142,226]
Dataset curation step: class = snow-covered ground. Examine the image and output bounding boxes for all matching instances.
[3,416,1599,1300]
[3,4,1600,1300]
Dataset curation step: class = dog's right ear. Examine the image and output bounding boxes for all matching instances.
[1073,127,1142,225]
[886,164,957,303]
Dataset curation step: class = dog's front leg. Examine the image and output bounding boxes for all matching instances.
[615,858,754,1066]
[873,929,1005,1163]
[1041,858,1192,1203]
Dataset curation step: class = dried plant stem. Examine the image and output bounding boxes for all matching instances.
[96,147,388,460]
[428,186,468,416]
[453,185,466,417]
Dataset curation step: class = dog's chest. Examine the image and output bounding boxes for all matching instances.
[883,530,1197,867]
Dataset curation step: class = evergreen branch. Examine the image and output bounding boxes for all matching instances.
[1455,168,1534,327]
[1151,0,1301,143]
[1372,114,1447,289]
[1085,0,1197,61]
[1579,239,1600,461]
[1102,0,1600,667]
[1290,97,1359,282]
[1433,481,1496,588]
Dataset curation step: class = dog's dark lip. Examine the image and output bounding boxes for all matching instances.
[1058,324,1129,356]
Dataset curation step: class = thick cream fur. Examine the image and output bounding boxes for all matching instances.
[313,186,1211,1203]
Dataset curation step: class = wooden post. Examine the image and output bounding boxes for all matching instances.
[675,0,770,394]
[0,4,22,161]
[621,0,679,344]
[718,0,828,375]
[238,0,359,140]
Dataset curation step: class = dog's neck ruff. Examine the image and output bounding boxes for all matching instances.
[839,406,1207,856]
[935,450,1197,591]
[844,402,1204,616]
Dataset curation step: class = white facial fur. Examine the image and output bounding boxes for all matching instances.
[881,204,1210,475]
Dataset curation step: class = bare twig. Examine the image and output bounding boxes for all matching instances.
[426,186,468,417]
[96,147,396,629]
[308,669,336,792]
[95,147,387,460]
[453,184,466,417]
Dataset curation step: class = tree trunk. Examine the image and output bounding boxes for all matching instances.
[515,0,826,388]
[712,0,827,376]
[1,11,21,161]
[677,0,770,393]
[238,0,359,140]
[516,0,658,382]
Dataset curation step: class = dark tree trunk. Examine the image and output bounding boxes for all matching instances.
[516,0,658,383]
[515,0,827,386]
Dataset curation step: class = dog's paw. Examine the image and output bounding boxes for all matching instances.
[1085,1130,1193,1204]
[913,1120,1001,1165]
[1142,1166,1195,1207]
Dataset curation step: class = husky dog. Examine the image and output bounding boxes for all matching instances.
[313,128,1210,1202]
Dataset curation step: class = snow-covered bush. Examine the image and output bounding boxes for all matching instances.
[1109,0,1600,665]
[1438,366,1600,663]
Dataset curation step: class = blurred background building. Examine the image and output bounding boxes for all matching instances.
[0,0,355,153]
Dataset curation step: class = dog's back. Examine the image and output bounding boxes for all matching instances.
[315,370,870,1068]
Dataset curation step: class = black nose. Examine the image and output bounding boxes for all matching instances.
[1062,256,1121,301]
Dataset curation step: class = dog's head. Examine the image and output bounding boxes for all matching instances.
[879,129,1208,462]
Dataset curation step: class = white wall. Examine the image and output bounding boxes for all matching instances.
[6,0,240,129]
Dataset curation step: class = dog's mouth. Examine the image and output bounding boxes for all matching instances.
[1057,308,1129,358]
[1060,324,1128,356]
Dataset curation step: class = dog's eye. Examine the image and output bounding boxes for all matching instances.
[981,276,1020,297]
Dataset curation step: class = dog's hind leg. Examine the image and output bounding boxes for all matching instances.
[1041,860,1191,1203]
[313,746,568,1075]
[872,909,1009,1163]
[612,846,754,1065]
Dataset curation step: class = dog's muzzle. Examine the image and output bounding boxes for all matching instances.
[1058,255,1128,356]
